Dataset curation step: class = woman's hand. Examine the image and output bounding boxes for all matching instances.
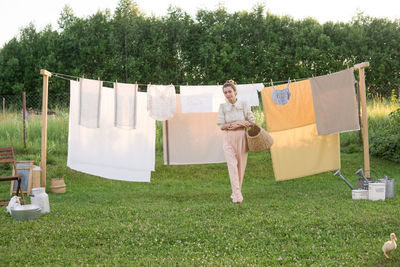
[235,120,253,128]
[225,121,252,130]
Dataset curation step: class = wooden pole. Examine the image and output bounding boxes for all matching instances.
[354,62,370,178]
[40,69,51,188]
[22,92,26,148]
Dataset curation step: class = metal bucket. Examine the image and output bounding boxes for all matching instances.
[377,178,395,199]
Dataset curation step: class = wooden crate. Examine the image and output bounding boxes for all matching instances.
[31,165,41,189]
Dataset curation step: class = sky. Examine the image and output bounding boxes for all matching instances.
[1,0,400,47]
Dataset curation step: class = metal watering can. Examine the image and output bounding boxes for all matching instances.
[333,168,372,190]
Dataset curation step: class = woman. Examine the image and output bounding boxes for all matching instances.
[217,80,256,203]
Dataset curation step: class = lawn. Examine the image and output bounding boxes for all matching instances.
[0,101,399,266]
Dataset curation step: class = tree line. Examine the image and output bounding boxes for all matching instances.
[0,0,399,98]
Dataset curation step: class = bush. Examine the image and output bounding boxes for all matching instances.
[370,106,400,162]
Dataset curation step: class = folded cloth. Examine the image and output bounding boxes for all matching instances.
[68,81,155,182]
[310,68,360,135]
[79,78,102,128]
[114,82,137,129]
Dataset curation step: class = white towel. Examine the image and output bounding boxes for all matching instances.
[68,80,155,182]
[236,83,264,106]
[79,78,102,128]
[114,82,137,129]
[147,84,176,121]
[180,85,224,113]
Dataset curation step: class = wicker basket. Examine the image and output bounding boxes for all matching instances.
[246,125,274,153]
[50,178,66,194]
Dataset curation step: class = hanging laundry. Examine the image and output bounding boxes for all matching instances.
[68,80,155,182]
[163,95,226,165]
[272,80,291,105]
[180,85,225,113]
[180,94,214,113]
[114,82,137,129]
[236,83,264,107]
[79,78,102,128]
[269,124,340,181]
[310,68,360,135]
[147,84,176,121]
[261,80,315,132]
[261,80,340,181]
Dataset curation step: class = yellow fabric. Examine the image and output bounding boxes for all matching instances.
[261,80,315,132]
[269,124,340,181]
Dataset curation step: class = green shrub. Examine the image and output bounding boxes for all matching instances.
[370,106,400,162]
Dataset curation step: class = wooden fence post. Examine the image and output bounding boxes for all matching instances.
[40,69,51,188]
[354,62,370,178]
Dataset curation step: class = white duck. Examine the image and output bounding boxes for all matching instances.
[382,233,397,259]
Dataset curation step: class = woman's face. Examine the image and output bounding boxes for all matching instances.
[223,86,237,102]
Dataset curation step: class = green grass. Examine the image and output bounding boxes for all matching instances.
[0,101,400,265]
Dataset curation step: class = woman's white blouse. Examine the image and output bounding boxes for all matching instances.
[217,100,255,128]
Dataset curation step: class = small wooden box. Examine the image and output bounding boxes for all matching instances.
[32,165,41,189]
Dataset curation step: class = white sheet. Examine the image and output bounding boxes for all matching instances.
[236,83,264,106]
[68,80,155,182]
[180,94,214,113]
[180,85,224,113]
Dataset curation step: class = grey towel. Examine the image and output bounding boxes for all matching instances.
[310,68,360,135]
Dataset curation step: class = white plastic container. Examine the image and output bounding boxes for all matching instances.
[368,183,386,201]
[30,187,50,214]
[352,189,368,200]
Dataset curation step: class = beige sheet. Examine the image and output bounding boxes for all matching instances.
[163,95,226,165]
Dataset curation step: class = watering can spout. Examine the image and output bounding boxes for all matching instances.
[333,169,355,190]
[355,168,370,184]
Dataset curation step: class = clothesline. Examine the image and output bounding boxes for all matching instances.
[50,71,309,88]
